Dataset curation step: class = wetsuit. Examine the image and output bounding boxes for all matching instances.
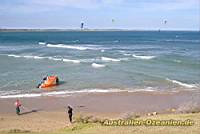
[67,107,73,123]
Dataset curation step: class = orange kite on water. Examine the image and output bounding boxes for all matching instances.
[38,76,59,89]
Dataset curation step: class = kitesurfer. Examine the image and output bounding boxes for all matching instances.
[15,99,21,115]
[67,106,73,123]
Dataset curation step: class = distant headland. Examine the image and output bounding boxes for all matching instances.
[0,28,198,32]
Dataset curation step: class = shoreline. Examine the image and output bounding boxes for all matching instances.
[0,87,199,99]
[1,90,199,114]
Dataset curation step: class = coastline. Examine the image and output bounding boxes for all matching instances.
[0,29,199,32]
[1,90,199,114]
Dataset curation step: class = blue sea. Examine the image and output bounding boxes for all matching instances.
[0,31,199,98]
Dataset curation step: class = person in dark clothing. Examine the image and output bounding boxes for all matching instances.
[56,77,59,84]
[67,106,73,123]
[43,75,47,81]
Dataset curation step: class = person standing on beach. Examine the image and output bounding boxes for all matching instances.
[67,106,73,123]
[15,99,21,115]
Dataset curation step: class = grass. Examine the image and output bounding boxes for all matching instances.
[0,112,199,134]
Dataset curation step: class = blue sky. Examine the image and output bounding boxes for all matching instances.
[0,0,199,30]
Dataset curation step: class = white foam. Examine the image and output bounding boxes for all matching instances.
[0,89,116,98]
[8,54,21,58]
[33,56,46,59]
[132,54,155,60]
[48,57,62,61]
[47,44,90,50]
[38,42,46,45]
[101,57,121,62]
[123,53,132,56]
[63,58,80,64]
[101,49,105,52]
[92,63,106,68]
[8,55,44,59]
[119,58,129,61]
[7,54,82,64]
[23,55,34,59]
[23,55,45,60]
[0,88,158,99]
[132,88,155,92]
[166,78,197,88]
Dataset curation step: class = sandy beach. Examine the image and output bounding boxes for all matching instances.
[0,90,200,133]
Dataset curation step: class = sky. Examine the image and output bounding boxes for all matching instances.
[0,0,200,30]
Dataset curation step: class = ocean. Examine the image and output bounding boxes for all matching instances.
[0,31,199,98]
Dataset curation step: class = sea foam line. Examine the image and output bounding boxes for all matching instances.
[63,58,80,64]
[91,63,106,68]
[123,53,132,56]
[101,57,121,62]
[46,44,101,51]
[8,54,46,60]
[166,78,197,88]
[132,54,155,60]
[7,54,80,64]
[48,57,62,61]
[47,44,87,50]
[0,89,119,98]
[0,88,157,99]
[38,42,46,45]
[8,54,21,58]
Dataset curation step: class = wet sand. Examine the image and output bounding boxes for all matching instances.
[1,90,200,114]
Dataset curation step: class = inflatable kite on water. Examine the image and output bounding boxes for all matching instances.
[37,75,59,89]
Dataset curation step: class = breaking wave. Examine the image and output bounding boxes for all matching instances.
[63,58,80,64]
[91,63,106,68]
[7,54,80,64]
[0,88,157,99]
[8,54,45,60]
[38,42,46,45]
[46,44,101,50]
[101,57,121,62]
[132,54,155,60]
[47,57,62,61]
[166,78,197,88]
[8,54,21,58]
[123,53,132,56]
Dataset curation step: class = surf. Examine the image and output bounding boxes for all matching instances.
[101,57,121,62]
[91,63,106,68]
[166,78,197,88]
[63,58,80,64]
[132,54,155,60]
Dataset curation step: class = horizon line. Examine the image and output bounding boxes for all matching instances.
[0,28,199,32]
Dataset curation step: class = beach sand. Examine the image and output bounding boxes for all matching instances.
[0,90,200,133]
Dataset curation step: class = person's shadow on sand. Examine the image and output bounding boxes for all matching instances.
[20,109,41,115]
